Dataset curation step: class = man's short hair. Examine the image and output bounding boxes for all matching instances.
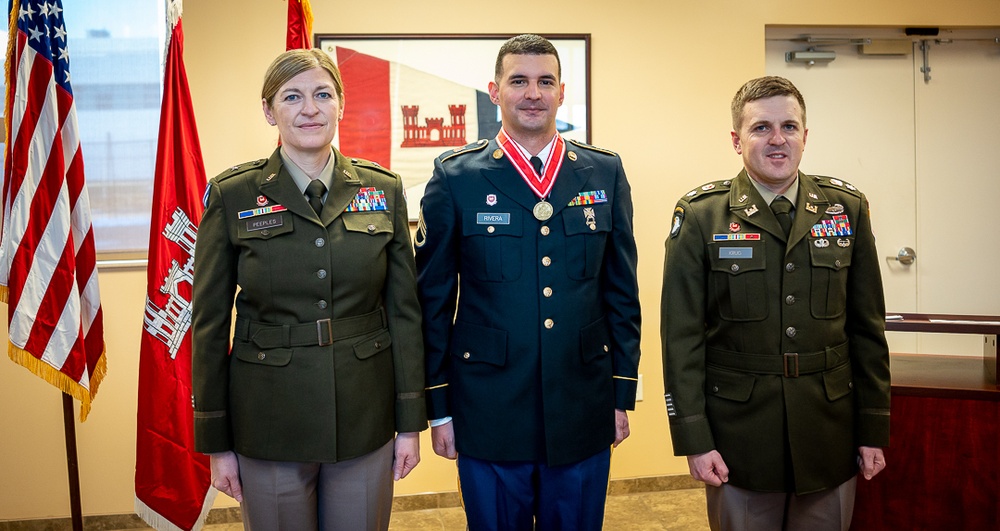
[731,76,807,131]
[494,34,561,83]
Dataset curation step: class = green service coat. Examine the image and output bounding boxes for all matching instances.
[192,148,426,463]
[661,170,890,494]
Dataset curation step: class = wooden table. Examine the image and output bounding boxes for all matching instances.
[851,353,1000,530]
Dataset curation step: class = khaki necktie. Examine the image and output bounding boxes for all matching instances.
[771,196,793,237]
[305,179,326,215]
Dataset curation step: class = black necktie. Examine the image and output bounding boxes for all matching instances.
[530,156,543,176]
[771,196,793,237]
[305,179,326,215]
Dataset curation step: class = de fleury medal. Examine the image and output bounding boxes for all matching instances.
[497,128,565,221]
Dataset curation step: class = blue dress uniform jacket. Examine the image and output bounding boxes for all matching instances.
[192,147,426,463]
[415,138,642,467]
[661,170,891,494]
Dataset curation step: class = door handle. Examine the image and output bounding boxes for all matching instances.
[887,247,916,265]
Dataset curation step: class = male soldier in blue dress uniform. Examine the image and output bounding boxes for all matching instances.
[661,76,891,531]
[415,34,641,530]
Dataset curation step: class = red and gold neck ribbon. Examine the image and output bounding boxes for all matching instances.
[496,128,565,199]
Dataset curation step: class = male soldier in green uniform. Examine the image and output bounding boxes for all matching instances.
[661,76,891,531]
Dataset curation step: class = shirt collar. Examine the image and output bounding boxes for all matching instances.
[280,146,336,197]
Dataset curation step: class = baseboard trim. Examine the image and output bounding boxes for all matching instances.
[0,474,702,529]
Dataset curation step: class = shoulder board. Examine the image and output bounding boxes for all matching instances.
[440,139,489,163]
[812,175,862,197]
[567,138,617,157]
[682,179,732,201]
[350,157,398,179]
[214,158,267,182]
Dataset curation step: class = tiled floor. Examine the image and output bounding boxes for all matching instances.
[193,488,710,530]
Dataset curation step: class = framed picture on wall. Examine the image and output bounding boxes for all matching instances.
[314,33,591,220]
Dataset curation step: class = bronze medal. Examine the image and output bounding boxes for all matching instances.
[533,200,554,221]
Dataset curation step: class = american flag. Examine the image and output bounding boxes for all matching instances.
[1,0,107,420]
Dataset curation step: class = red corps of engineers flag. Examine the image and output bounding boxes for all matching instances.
[1,0,107,420]
[134,1,213,529]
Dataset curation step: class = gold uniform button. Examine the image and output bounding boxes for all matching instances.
[463,352,471,359]
[374,341,382,349]
[543,287,553,297]
[785,295,795,305]
[785,262,795,272]
[261,230,270,236]
[492,149,504,159]
[544,319,554,329]
[258,352,266,360]
[785,327,797,338]
[540,226,550,236]
[603,344,609,352]
[487,226,495,233]
[317,300,328,309]
[731,264,739,272]
[542,256,552,266]
[367,224,377,233]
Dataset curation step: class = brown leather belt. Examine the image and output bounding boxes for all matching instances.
[706,342,849,378]
[234,307,386,349]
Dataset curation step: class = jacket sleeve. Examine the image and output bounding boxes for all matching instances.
[603,158,642,410]
[845,192,891,447]
[414,157,460,421]
[660,198,716,456]
[383,173,428,433]
[191,179,239,454]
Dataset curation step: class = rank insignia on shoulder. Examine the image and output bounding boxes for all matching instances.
[441,139,489,162]
[414,208,427,248]
[567,138,617,157]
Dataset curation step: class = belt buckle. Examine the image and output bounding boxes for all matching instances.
[316,318,333,346]
[783,353,799,378]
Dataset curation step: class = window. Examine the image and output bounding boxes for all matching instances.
[2,0,165,256]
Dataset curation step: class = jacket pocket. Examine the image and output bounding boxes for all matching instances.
[808,240,853,319]
[236,213,294,240]
[450,321,508,367]
[461,209,523,282]
[580,315,611,364]
[705,365,756,402]
[343,211,393,236]
[233,342,292,367]
[823,361,854,402]
[353,329,392,360]
[562,204,612,280]
[708,241,768,321]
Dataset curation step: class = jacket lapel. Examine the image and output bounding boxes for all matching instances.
[322,149,362,225]
[729,171,783,239]
[547,152,591,220]
[257,151,315,222]
[481,140,540,213]
[789,173,830,250]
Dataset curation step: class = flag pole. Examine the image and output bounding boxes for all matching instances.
[62,393,84,531]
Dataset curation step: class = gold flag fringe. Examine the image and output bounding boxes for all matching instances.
[5,0,18,148]
[8,340,108,422]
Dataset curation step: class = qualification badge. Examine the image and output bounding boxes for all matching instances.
[584,207,597,231]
